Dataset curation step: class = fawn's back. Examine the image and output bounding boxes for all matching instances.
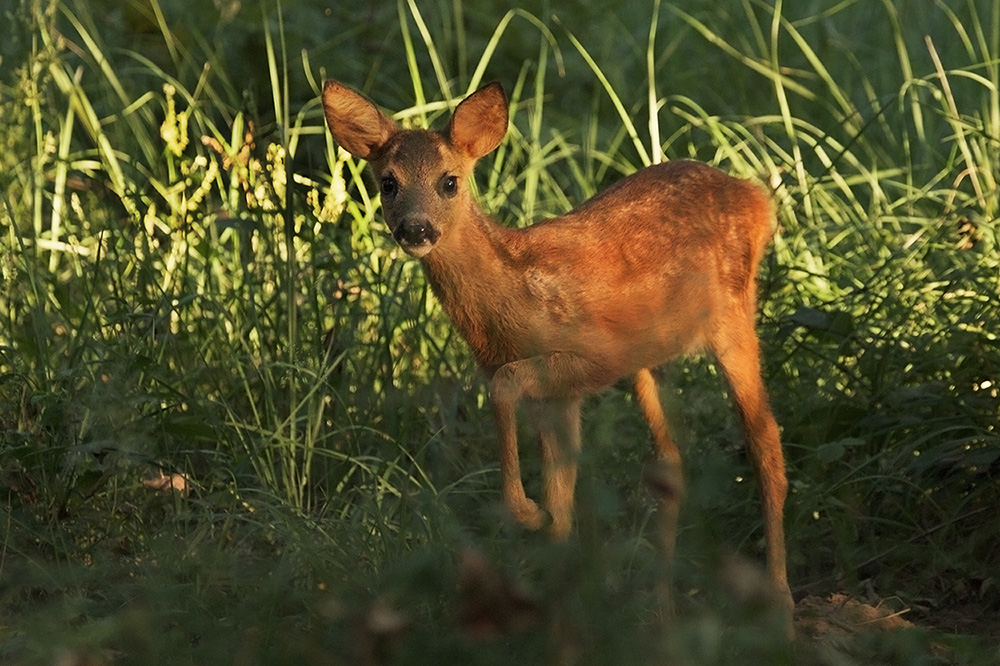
[470,161,773,379]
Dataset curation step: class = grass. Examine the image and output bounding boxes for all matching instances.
[1,0,999,663]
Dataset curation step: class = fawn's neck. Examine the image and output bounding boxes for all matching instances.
[420,209,524,375]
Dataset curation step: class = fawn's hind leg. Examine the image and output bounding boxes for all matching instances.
[710,309,793,629]
[634,368,683,615]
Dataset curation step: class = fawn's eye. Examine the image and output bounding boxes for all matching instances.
[442,175,458,197]
[380,175,398,198]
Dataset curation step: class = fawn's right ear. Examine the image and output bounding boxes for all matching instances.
[322,80,398,160]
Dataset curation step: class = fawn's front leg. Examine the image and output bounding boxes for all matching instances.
[492,394,545,530]
[490,353,599,536]
[537,398,583,540]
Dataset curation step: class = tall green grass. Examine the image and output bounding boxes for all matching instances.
[1,0,998,663]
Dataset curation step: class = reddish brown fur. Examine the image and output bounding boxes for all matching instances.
[323,80,793,627]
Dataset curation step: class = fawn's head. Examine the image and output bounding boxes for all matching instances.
[322,81,508,258]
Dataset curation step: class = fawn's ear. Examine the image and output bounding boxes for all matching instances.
[448,82,508,160]
[322,80,398,160]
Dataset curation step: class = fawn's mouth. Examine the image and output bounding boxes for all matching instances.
[399,240,435,258]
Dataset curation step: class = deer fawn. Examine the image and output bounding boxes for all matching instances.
[323,80,793,624]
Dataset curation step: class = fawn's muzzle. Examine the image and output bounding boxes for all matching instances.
[394,216,440,253]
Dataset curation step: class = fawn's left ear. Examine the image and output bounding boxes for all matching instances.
[448,82,508,160]
[322,80,399,160]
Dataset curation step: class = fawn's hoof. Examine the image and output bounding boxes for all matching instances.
[508,497,546,531]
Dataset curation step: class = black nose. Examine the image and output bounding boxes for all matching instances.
[394,216,439,247]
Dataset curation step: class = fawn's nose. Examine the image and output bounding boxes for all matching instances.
[394,215,440,249]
